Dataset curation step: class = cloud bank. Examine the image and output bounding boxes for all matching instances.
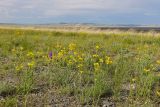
[0,0,159,24]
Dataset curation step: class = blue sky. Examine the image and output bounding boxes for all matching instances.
[0,0,160,25]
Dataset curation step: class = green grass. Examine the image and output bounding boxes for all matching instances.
[0,28,160,107]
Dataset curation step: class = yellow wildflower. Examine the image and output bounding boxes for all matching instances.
[60,49,66,54]
[27,61,35,68]
[69,43,76,51]
[94,63,100,71]
[99,58,104,63]
[69,55,77,62]
[79,70,84,74]
[132,78,136,82]
[68,60,73,65]
[27,51,34,57]
[78,55,83,61]
[57,52,63,58]
[92,54,99,58]
[70,55,74,59]
[74,51,78,55]
[77,64,83,68]
[16,67,20,71]
[144,68,150,73]
[105,56,113,65]
[95,45,100,50]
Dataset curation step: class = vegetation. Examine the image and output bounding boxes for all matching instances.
[0,28,159,107]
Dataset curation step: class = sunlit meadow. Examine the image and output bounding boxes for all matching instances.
[0,28,160,107]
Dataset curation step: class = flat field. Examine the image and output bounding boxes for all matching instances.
[0,28,160,107]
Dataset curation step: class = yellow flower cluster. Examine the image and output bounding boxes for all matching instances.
[105,56,113,65]
[94,63,100,71]
[67,60,73,65]
[27,61,35,68]
[57,51,64,59]
[95,45,100,50]
[77,55,83,62]
[57,49,66,59]
[27,51,34,58]
[40,43,114,74]
[69,43,76,51]
[99,58,104,63]
[93,54,99,58]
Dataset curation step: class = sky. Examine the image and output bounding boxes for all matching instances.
[0,0,160,25]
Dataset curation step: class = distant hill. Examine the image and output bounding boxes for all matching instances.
[0,23,160,32]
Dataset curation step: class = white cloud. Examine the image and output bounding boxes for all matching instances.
[0,0,159,19]
[23,0,141,15]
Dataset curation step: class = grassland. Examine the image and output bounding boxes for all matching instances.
[0,28,160,107]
